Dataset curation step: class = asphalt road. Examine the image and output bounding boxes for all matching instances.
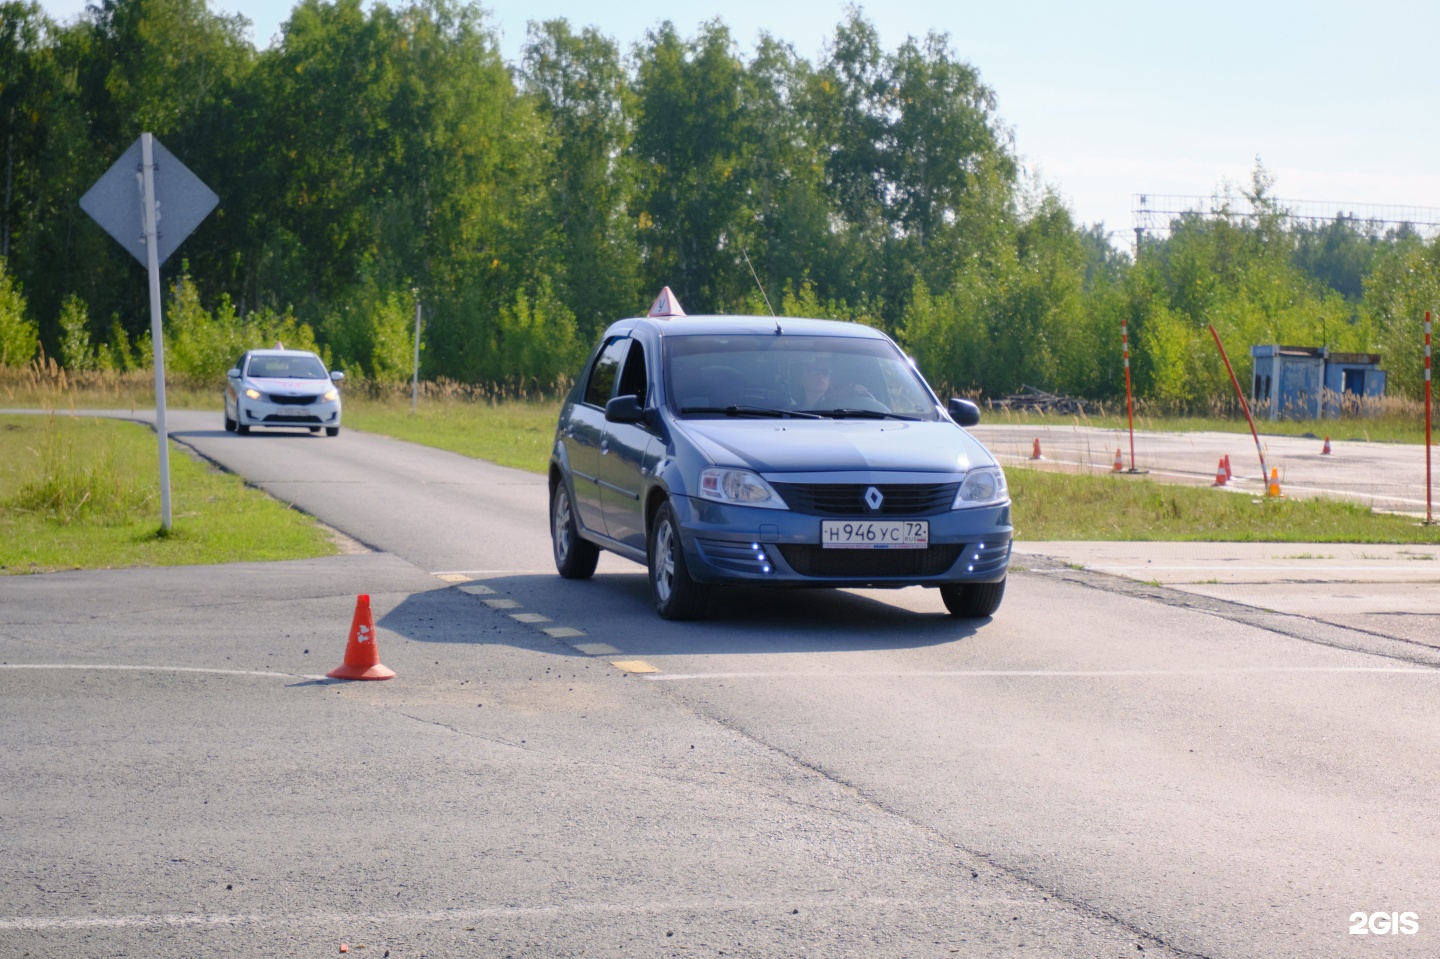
[973,423,1435,516]
[2,410,1437,958]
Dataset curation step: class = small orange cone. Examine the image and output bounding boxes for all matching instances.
[1223,454,1233,481]
[1321,436,1332,455]
[1267,467,1283,498]
[1212,458,1228,486]
[1112,448,1123,472]
[1031,438,1042,460]
[328,594,396,681]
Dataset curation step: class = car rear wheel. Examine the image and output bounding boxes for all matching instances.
[940,577,1005,618]
[552,483,599,579]
[648,502,709,620]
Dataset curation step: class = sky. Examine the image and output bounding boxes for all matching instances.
[37,0,1440,248]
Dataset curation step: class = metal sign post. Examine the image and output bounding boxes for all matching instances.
[412,291,422,415]
[80,133,217,532]
[1425,311,1433,525]
[139,134,172,529]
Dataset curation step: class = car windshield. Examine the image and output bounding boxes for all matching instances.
[664,334,939,420]
[246,354,328,379]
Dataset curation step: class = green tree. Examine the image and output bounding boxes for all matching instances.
[0,254,38,365]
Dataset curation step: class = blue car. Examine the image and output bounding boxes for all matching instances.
[549,292,1012,620]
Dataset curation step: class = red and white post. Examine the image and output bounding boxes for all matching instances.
[1122,317,1137,471]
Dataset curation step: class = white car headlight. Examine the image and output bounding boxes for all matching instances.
[698,467,788,510]
[322,388,338,402]
[244,387,262,400]
[953,467,1008,508]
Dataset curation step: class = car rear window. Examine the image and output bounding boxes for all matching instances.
[246,355,328,379]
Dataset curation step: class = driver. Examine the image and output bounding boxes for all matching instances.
[794,357,875,409]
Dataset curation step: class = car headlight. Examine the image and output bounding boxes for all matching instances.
[953,467,1008,508]
[322,388,338,401]
[698,467,788,510]
[244,387,262,400]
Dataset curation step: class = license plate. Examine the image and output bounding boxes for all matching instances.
[820,520,928,549]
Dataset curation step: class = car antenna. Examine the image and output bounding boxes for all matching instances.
[740,245,781,333]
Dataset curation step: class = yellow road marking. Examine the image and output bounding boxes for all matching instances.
[435,573,473,584]
[610,660,660,674]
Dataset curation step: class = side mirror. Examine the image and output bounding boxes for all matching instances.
[330,370,346,382]
[947,397,980,427]
[605,394,646,424]
[227,368,240,378]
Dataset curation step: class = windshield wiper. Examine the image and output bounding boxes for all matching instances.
[680,405,822,419]
[806,408,922,421]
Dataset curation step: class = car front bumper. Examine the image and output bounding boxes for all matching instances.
[669,495,1012,589]
[237,398,341,428]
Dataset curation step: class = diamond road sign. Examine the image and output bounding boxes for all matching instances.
[79,136,218,267]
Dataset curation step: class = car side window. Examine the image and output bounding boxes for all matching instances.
[616,340,648,406]
[583,338,629,408]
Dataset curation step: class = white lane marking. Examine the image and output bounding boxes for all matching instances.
[0,896,919,930]
[645,666,1439,681]
[0,664,327,680]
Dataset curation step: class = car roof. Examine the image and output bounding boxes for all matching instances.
[615,314,889,340]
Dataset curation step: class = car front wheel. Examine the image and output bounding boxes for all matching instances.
[648,502,709,620]
[552,482,599,579]
[940,577,1005,618]
[325,426,340,437]
[224,409,236,432]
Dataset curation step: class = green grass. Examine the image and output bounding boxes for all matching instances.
[0,414,338,573]
[343,395,562,473]
[1007,464,1438,543]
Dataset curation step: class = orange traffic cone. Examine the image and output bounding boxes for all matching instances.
[1031,438,1042,460]
[1212,458,1228,485]
[1321,436,1332,455]
[1223,455,1233,481]
[1112,448,1123,472]
[1267,467,1283,498]
[328,594,396,681]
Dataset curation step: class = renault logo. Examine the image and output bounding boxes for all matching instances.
[864,486,884,511]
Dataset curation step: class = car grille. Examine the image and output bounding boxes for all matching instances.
[776,544,964,577]
[262,413,323,424]
[771,482,960,516]
[267,393,319,406]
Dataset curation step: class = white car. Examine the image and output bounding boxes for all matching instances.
[224,348,344,436]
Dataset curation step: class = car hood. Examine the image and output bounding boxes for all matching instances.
[674,418,994,474]
[247,377,332,395]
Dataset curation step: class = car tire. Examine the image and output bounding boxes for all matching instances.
[309,426,321,434]
[648,501,709,621]
[224,410,236,432]
[325,426,340,437]
[940,577,1005,618]
[551,482,599,579]
[235,416,250,435]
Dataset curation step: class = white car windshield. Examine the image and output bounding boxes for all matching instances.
[665,335,939,420]
[246,354,328,379]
